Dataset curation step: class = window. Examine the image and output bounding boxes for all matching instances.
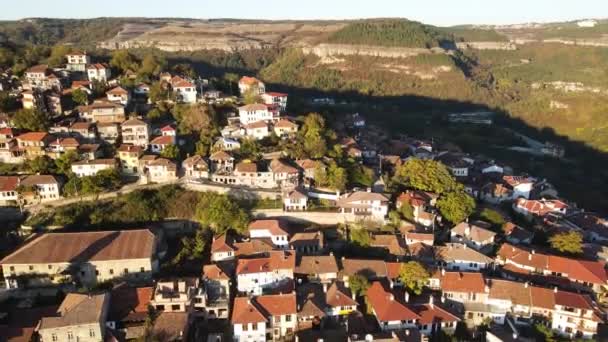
[285,314,292,322]
[89,328,95,337]
[140,267,145,272]
[252,323,258,330]
[243,324,248,331]
[275,316,281,323]
[124,268,129,274]
[9,266,14,271]
[51,333,57,341]
[67,331,74,340]
[109,269,114,275]
[29,265,33,271]
[172,304,181,311]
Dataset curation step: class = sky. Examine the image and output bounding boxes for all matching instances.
[2,0,607,26]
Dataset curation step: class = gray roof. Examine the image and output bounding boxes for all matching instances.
[39,293,108,330]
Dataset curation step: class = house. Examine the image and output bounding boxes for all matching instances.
[79,100,125,123]
[0,128,23,163]
[21,90,41,110]
[294,251,338,281]
[213,137,241,151]
[150,278,198,312]
[0,229,158,289]
[170,77,197,103]
[134,83,150,96]
[283,188,308,211]
[19,174,61,203]
[496,243,608,294]
[117,144,144,175]
[71,158,117,177]
[149,312,190,341]
[0,176,19,205]
[16,131,53,158]
[337,191,389,220]
[121,117,150,147]
[255,293,297,341]
[236,250,295,295]
[239,76,265,95]
[503,222,534,245]
[160,124,177,137]
[296,159,322,180]
[209,150,234,173]
[182,155,209,179]
[150,135,175,154]
[551,290,603,339]
[87,63,111,82]
[106,86,130,105]
[47,137,80,158]
[402,231,434,246]
[244,120,270,140]
[97,122,120,144]
[435,243,494,271]
[107,285,154,340]
[234,239,275,257]
[370,234,407,259]
[231,297,267,342]
[428,270,488,306]
[24,65,61,90]
[480,182,513,204]
[210,233,236,262]
[450,221,497,251]
[262,92,288,111]
[248,219,290,248]
[65,51,91,72]
[69,121,97,141]
[78,143,102,160]
[269,159,300,189]
[239,104,273,125]
[396,190,438,227]
[366,281,420,331]
[502,176,535,199]
[513,198,569,219]
[564,212,608,243]
[147,158,178,183]
[273,119,298,137]
[38,293,109,342]
[201,264,231,319]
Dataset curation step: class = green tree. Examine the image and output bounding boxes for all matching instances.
[399,202,415,222]
[95,169,122,190]
[160,144,179,160]
[349,274,370,297]
[300,113,328,158]
[398,261,429,295]
[138,54,167,78]
[393,159,458,194]
[12,108,50,131]
[349,163,375,187]
[0,91,18,112]
[195,193,249,234]
[46,45,70,68]
[478,208,505,230]
[55,150,79,175]
[172,63,196,79]
[239,138,261,160]
[223,72,239,95]
[350,227,371,247]
[549,231,583,255]
[242,87,262,104]
[26,156,55,174]
[533,323,555,342]
[71,88,88,105]
[148,81,170,103]
[146,108,163,122]
[110,50,139,73]
[436,191,476,224]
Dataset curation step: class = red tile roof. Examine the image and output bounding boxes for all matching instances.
[239,76,263,86]
[434,271,487,293]
[326,281,357,307]
[236,251,295,275]
[203,264,231,281]
[150,135,174,145]
[211,233,235,253]
[249,219,289,236]
[106,86,128,96]
[16,132,48,142]
[411,303,460,325]
[231,297,266,324]
[0,176,19,192]
[255,293,297,316]
[366,281,420,322]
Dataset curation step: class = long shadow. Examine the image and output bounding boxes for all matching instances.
[68,231,120,263]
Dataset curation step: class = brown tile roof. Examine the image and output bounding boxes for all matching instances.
[49,137,80,147]
[236,161,258,173]
[117,144,143,153]
[385,262,402,279]
[209,150,233,161]
[435,243,493,264]
[244,120,268,129]
[236,251,295,275]
[530,286,556,310]
[370,234,406,256]
[289,231,323,247]
[239,76,263,85]
[26,64,48,74]
[274,119,297,128]
[211,233,234,253]
[295,159,320,170]
[233,239,275,256]
[248,219,289,236]
[70,121,93,130]
[0,229,156,265]
[109,285,153,322]
[502,175,534,187]
[411,303,460,325]
[182,155,208,168]
[488,279,531,307]
[16,132,48,142]
[231,297,266,324]
[256,293,297,316]
[0,176,19,192]
[39,293,109,329]
[366,281,419,322]
[451,222,496,243]
[150,135,174,145]
[151,312,189,340]
[149,158,177,170]
[337,191,389,207]
[107,86,129,96]
[295,255,339,275]
[20,175,58,186]
[121,118,147,126]
[286,188,307,200]
[340,258,388,278]
[78,144,100,153]
[203,264,231,281]
[433,271,486,293]
[72,158,116,166]
[326,281,357,307]
[269,159,299,174]
[239,104,267,111]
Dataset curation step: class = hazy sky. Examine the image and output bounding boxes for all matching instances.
[2,0,607,26]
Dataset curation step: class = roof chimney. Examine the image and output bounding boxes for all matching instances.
[554,286,558,293]
[429,295,434,308]
[528,253,532,260]
[389,294,394,301]
[524,282,529,288]
[441,268,445,276]
[323,282,328,292]
[404,291,409,303]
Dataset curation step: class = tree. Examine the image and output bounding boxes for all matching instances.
[533,323,555,342]
[239,138,261,160]
[55,150,79,175]
[148,81,170,103]
[26,156,55,174]
[0,91,18,112]
[350,227,371,247]
[399,202,415,222]
[138,54,167,78]
[160,144,179,160]
[349,274,370,297]
[437,191,476,224]
[326,162,347,192]
[195,193,249,234]
[46,45,70,68]
[95,169,122,190]
[172,104,218,136]
[549,231,583,255]
[349,163,374,187]
[172,63,196,79]
[478,208,505,230]
[223,72,239,95]
[300,113,328,158]
[12,108,49,131]
[398,261,429,295]
[242,87,262,104]
[393,159,458,194]
[110,50,139,73]
[71,88,88,105]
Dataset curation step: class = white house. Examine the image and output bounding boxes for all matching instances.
[450,221,497,251]
[238,104,273,125]
[213,137,241,151]
[71,159,117,177]
[0,176,19,205]
[262,92,288,111]
[436,243,493,271]
[503,175,535,199]
[255,293,297,340]
[513,198,569,219]
[121,118,150,148]
[248,219,290,249]
[283,188,307,211]
[337,191,389,220]
[171,77,197,103]
[239,76,265,95]
[19,175,61,203]
[244,121,270,140]
[87,63,111,83]
[147,158,178,183]
[150,135,175,154]
[231,297,267,342]
[106,86,130,105]
[236,251,295,295]
[65,51,91,72]
[182,155,209,179]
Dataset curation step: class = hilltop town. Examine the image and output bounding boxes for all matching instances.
[0,42,607,342]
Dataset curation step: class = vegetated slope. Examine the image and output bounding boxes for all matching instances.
[325,19,455,48]
[444,26,509,42]
[0,18,128,47]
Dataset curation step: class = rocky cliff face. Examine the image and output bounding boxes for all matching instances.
[301,43,450,58]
